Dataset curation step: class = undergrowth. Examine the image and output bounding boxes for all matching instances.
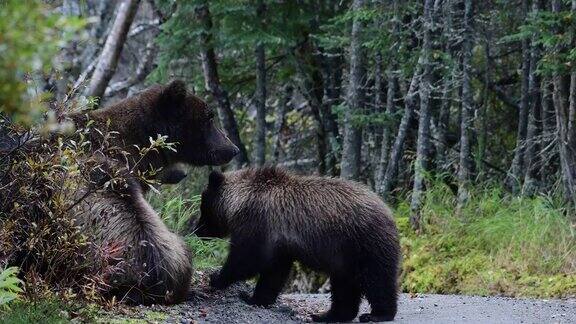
[398,182,576,298]
[149,167,229,271]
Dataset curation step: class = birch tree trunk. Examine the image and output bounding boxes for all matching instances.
[341,0,366,180]
[85,0,141,101]
[254,0,267,167]
[410,0,434,230]
[457,0,475,210]
[196,2,249,168]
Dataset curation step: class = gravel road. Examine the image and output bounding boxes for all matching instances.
[137,283,575,324]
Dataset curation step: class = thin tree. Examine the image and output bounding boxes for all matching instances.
[379,66,421,199]
[195,1,250,168]
[272,84,292,163]
[506,0,531,193]
[457,0,475,210]
[341,0,367,180]
[85,0,141,102]
[551,0,576,209]
[410,0,434,230]
[436,0,455,172]
[522,0,543,195]
[254,0,267,167]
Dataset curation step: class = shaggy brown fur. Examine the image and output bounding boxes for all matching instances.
[68,80,239,173]
[195,168,401,322]
[68,81,238,304]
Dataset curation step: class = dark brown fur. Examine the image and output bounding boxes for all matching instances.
[69,81,238,305]
[195,167,401,322]
[68,80,239,172]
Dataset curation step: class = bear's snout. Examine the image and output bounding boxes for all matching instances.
[208,145,239,165]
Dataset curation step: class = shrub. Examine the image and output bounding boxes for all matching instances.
[0,116,176,302]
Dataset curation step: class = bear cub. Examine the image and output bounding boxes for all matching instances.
[195,167,401,322]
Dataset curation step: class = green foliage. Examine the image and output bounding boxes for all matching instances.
[0,299,97,323]
[0,267,23,307]
[185,236,229,270]
[399,182,576,298]
[0,0,84,126]
[148,167,229,270]
[0,118,180,302]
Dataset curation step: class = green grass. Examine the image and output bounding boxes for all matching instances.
[0,299,98,323]
[149,167,229,271]
[398,182,576,298]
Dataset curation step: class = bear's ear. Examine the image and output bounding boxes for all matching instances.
[158,80,187,111]
[208,170,225,189]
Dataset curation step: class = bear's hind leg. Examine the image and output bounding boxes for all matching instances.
[311,276,361,323]
[241,257,293,306]
[358,263,398,322]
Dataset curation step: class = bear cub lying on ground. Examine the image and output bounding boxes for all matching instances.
[195,167,400,322]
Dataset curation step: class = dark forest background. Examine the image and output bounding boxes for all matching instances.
[1,0,575,317]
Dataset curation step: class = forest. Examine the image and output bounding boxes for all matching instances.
[0,0,575,322]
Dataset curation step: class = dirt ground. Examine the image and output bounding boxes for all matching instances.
[122,282,576,323]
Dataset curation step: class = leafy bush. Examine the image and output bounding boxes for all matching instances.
[0,0,84,126]
[0,117,177,302]
[0,267,23,307]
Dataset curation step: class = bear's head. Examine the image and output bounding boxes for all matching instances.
[154,80,239,167]
[195,170,229,238]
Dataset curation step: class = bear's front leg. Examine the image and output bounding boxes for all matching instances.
[209,236,265,290]
[241,258,293,306]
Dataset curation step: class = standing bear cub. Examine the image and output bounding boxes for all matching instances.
[195,167,401,322]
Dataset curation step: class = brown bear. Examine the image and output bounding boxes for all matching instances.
[67,80,239,304]
[195,167,401,322]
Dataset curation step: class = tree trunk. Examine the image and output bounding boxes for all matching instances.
[272,85,292,163]
[294,36,329,175]
[540,79,556,185]
[457,0,474,210]
[506,0,531,193]
[341,0,366,180]
[522,0,543,195]
[370,51,385,189]
[105,38,157,98]
[85,0,141,102]
[254,0,267,167]
[409,0,434,230]
[570,0,576,143]
[379,65,421,199]
[375,69,396,189]
[551,0,576,210]
[435,0,454,172]
[196,2,250,168]
[477,37,490,176]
